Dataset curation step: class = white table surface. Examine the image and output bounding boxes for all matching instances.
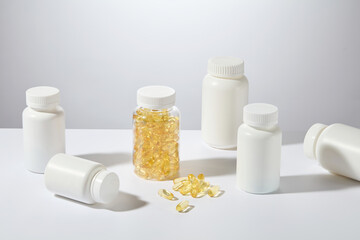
[1,129,359,240]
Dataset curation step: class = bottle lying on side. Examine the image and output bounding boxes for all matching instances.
[304,123,360,181]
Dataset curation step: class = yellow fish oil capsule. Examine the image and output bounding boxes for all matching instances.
[208,185,220,197]
[179,181,191,195]
[191,188,198,198]
[158,189,174,200]
[172,182,184,191]
[197,173,205,181]
[199,181,210,192]
[173,177,187,184]
[188,174,196,182]
[176,200,189,212]
[190,178,200,198]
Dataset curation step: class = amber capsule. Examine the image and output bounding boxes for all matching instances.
[188,174,196,182]
[176,200,189,212]
[197,173,205,181]
[158,189,174,200]
[208,185,220,197]
[199,181,210,192]
[191,188,198,198]
[172,182,184,191]
[173,177,187,184]
[179,182,192,195]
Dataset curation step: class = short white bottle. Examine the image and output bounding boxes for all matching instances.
[44,154,120,204]
[202,56,249,149]
[22,86,65,173]
[304,123,360,181]
[237,103,282,194]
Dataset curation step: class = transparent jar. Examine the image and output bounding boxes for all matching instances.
[133,86,180,180]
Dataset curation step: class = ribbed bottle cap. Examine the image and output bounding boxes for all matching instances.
[208,57,244,78]
[303,123,327,160]
[243,103,278,128]
[26,86,60,109]
[137,86,176,109]
[91,170,119,204]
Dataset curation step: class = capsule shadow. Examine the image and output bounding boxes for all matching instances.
[182,205,194,213]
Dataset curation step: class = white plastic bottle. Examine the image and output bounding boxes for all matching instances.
[22,86,65,173]
[202,56,249,149]
[44,154,120,204]
[237,103,282,194]
[304,123,360,181]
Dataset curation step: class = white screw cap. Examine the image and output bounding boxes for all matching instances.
[137,86,176,109]
[303,123,328,160]
[91,170,119,204]
[243,103,278,128]
[208,56,244,78]
[26,86,60,109]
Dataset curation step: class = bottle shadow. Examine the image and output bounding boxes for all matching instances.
[55,191,148,212]
[76,152,132,167]
[275,174,360,194]
[180,157,236,177]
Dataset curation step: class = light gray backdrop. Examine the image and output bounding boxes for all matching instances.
[1,0,360,143]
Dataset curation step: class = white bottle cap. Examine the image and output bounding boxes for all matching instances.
[91,170,120,204]
[243,103,278,128]
[26,86,60,109]
[303,123,328,160]
[208,56,244,79]
[137,86,176,109]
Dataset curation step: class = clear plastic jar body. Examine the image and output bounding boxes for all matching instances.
[133,106,180,180]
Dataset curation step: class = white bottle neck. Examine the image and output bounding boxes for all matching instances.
[29,104,59,112]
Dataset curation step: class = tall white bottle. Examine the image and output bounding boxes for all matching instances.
[202,57,248,149]
[304,123,360,181]
[22,86,65,173]
[237,103,282,194]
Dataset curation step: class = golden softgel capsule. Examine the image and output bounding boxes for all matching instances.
[133,86,180,181]
[173,177,187,184]
[208,185,220,197]
[176,200,189,212]
[158,189,175,200]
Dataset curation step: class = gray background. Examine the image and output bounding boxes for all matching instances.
[1,0,360,143]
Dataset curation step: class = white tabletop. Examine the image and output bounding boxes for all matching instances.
[1,129,359,240]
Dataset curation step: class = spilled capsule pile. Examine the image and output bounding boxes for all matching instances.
[173,174,220,198]
[158,173,222,213]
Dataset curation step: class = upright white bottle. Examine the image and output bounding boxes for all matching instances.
[304,123,360,181]
[44,154,120,204]
[202,56,248,149]
[237,103,282,194]
[22,86,65,173]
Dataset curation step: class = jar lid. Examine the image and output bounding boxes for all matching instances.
[243,103,278,128]
[137,86,176,109]
[303,123,327,160]
[91,170,120,204]
[208,57,244,79]
[26,86,60,109]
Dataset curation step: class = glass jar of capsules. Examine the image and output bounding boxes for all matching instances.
[133,86,180,180]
